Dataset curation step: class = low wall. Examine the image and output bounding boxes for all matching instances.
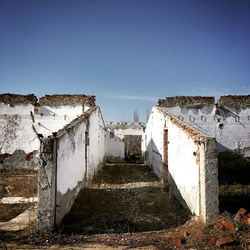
[145,106,219,223]
[38,106,106,231]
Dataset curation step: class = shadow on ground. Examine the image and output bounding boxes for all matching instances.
[59,164,190,234]
[218,151,250,214]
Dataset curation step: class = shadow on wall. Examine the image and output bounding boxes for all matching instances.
[146,138,193,216]
[39,107,56,116]
[124,135,143,163]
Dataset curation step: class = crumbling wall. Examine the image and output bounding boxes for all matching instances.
[34,94,96,138]
[105,122,145,162]
[85,107,106,181]
[105,133,124,162]
[37,137,56,232]
[0,149,40,169]
[144,109,165,178]
[0,94,40,154]
[216,95,250,157]
[37,106,106,231]
[55,116,88,225]
[145,106,219,223]
[0,93,96,154]
[158,95,250,157]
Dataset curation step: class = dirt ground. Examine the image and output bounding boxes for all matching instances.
[1,214,249,249]
[0,164,249,249]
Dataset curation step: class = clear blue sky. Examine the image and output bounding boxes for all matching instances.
[0,0,249,122]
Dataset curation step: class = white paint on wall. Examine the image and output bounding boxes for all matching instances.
[88,107,106,179]
[38,105,83,117]
[166,119,200,216]
[145,107,200,215]
[163,105,250,156]
[145,107,165,178]
[0,103,40,154]
[56,107,106,195]
[0,103,84,154]
[106,123,145,161]
[106,136,124,159]
[57,122,86,194]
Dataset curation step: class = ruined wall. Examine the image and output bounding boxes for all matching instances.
[37,106,106,230]
[0,94,96,155]
[105,134,124,162]
[166,117,200,216]
[105,122,145,161]
[87,107,106,179]
[158,95,250,157]
[145,106,219,223]
[37,137,56,232]
[55,116,88,225]
[145,108,165,178]
[0,94,40,154]
[34,94,95,138]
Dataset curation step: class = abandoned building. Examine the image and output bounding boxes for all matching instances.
[0,93,249,232]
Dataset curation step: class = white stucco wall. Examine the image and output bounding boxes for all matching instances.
[88,107,106,179]
[0,103,40,154]
[145,107,218,221]
[55,106,106,225]
[34,105,83,137]
[113,127,145,157]
[0,103,84,154]
[38,105,83,117]
[166,119,200,216]
[105,136,124,160]
[145,107,165,178]
[56,106,106,194]
[215,107,250,155]
[163,105,250,156]
[57,122,87,194]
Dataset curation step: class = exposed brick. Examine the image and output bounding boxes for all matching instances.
[158,96,215,108]
[26,152,33,161]
[216,236,234,248]
[183,232,189,237]
[218,95,250,108]
[163,129,168,166]
[221,220,235,229]
[0,93,37,105]
[210,237,217,242]
[238,208,247,215]
[39,94,96,107]
[174,237,185,245]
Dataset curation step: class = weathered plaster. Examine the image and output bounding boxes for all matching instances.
[106,122,145,161]
[145,106,219,223]
[37,138,56,232]
[158,95,250,157]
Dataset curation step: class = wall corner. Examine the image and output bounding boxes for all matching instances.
[37,137,57,232]
[200,138,219,223]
